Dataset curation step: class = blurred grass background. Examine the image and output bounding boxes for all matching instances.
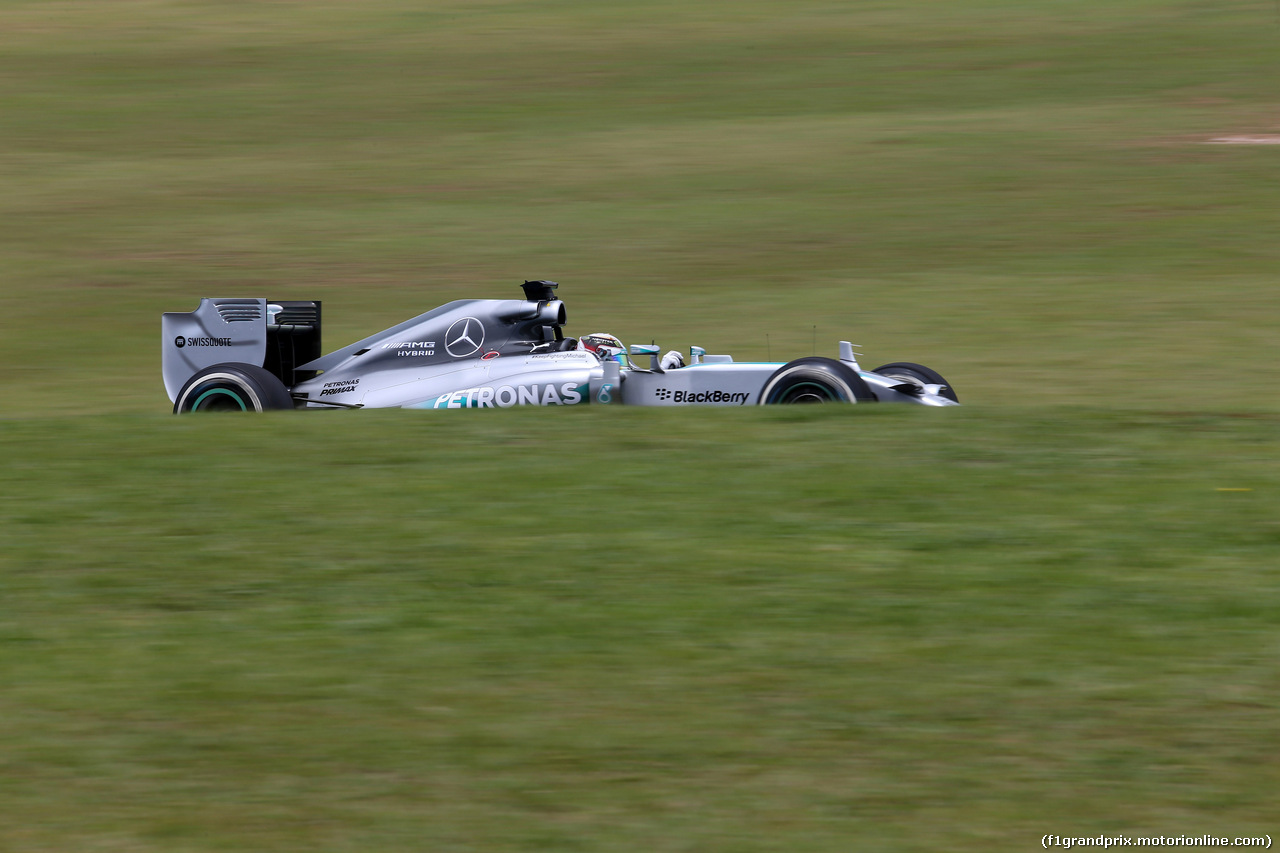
[1,1,1278,850]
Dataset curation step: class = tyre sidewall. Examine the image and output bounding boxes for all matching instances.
[759,357,874,404]
[174,363,294,413]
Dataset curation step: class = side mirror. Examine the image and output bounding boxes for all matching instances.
[838,341,861,370]
[629,344,662,371]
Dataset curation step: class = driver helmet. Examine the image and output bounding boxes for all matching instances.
[577,332,626,364]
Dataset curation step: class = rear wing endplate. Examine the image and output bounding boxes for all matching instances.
[162,298,321,401]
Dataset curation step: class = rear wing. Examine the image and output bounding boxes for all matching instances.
[162,298,321,401]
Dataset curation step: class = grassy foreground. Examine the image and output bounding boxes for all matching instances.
[2,0,1279,849]
[2,408,1278,851]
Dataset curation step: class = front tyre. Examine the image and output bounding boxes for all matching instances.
[870,362,958,403]
[759,357,875,405]
[173,363,295,413]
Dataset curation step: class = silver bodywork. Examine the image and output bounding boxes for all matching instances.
[162,298,268,401]
[621,361,954,407]
[162,283,958,409]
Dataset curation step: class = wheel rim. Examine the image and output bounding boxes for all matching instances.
[191,386,248,411]
[776,381,838,404]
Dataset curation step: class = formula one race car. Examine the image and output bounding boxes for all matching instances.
[162,281,958,412]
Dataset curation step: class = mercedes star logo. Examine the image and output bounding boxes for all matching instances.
[445,317,485,358]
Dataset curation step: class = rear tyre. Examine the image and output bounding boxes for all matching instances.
[759,357,875,405]
[871,362,958,403]
[173,363,295,413]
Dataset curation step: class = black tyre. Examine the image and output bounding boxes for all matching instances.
[173,363,295,413]
[871,362,958,403]
[759,357,875,405]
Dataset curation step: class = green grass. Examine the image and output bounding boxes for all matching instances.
[2,1,1279,849]
[4,409,1278,851]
